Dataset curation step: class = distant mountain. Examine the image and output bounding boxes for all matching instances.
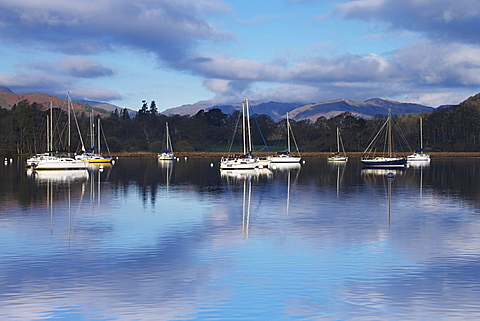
[0,90,437,121]
[162,101,218,116]
[0,90,79,111]
[458,92,480,108]
[0,86,13,93]
[163,101,304,120]
[290,98,434,121]
[162,98,434,121]
[78,99,136,117]
[0,90,122,116]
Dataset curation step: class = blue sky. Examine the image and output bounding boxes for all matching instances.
[1,0,479,112]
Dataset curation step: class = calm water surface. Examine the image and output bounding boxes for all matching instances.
[1,157,480,320]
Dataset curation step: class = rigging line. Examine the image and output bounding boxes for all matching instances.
[66,93,86,153]
[253,115,271,153]
[99,120,112,156]
[71,104,86,152]
[383,122,389,155]
[393,120,412,152]
[226,109,242,155]
[289,121,301,156]
[249,104,271,153]
[363,118,388,153]
[338,129,347,156]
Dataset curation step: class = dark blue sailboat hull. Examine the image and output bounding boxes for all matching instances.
[361,157,407,168]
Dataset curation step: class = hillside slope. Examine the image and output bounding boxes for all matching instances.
[162,98,434,121]
[0,90,111,115]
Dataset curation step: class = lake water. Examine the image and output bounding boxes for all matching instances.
[1,156,480,320]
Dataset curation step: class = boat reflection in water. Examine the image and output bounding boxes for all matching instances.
[28,169,89,183]
[88,162,114,172]
[407,159,430,200]
[361,167,398,227]
[269,162,301,172]
[327,159,347,196]
[361,167,405,177]
[221,168,272,237]
[241,178,253,237]
[269,162,301,215]
[407,159,431,168]
[27,168,89,240]
[158,158,174,193]
[220,168,272,181]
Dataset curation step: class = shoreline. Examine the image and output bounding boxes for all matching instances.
[103,151,480,158]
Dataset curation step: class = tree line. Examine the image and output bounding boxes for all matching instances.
[2,95,480,156]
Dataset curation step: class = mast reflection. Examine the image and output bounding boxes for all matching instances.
[361,168,399,228]
[221,168,272,237]
[270,162,301,215]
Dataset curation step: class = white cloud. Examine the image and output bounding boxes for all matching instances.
[24,56,115,78]
[0,71,70,91]
[64,87,123,101]
[203,79,232,94]
[193,39,480,107]
[0,0,233,59]
[389,39,480,85]
[336,0,480,44]
[1,0,479,108]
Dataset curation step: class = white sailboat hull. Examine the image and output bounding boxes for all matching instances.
[33,156,88,170]
[158,152,175,161]
[268,155,301,163]
[158,122,175,161]
[220,157,260,170]
[220,99,267,170]
[329,128,348,162]
[75,153,113,163]
[408,117,431,163]
[327,155,348,162]
[407,153,431,162]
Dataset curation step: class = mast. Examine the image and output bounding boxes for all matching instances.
[286,112,291,153]
[90,111,94,151]
[245,98,253,154]
[388,107,392,157]
[49,101,53,152]
[336,127,340,154]
[165,122,172,153]
[241,102,246,155]
[68,92,71,155]
[420,116,423,151]
[46,115,49,152]
[98,117,101,154]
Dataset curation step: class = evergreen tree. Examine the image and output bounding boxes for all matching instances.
[149,100,158,115]
[137,100,149,116]
[121,108,130,120]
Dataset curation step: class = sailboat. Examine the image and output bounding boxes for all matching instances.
[158,122,175,161]
[75,113,113,164]
[327,127,348,162]
[220,99,261,170]
[27,96,87,170]
[407,116,430,162]
[26,102,61,169]
[361,109,407,168]
[268,112,301,163]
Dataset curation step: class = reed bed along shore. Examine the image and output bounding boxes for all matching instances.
[109,151,480,158]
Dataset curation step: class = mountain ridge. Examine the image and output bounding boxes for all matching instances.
[0,90,131,116]
[162,98,435,121]
[0,89,437,121]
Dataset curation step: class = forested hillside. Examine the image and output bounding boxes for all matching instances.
[1,94,480,156]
